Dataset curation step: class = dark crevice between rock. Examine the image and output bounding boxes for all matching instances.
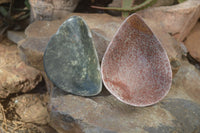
[27,78,47,94]
[187,53,200,70]
[0,92,22,121]
[51,83,111,99]
[98,84,111,96]
[74,0,112,13]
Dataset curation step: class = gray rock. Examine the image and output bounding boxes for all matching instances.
[7,31,26,44]
[145,98,200,133]
[43,16,102,96]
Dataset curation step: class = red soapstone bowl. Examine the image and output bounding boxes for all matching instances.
[101,14,172,107]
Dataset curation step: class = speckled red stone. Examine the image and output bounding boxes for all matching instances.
[101,13,172,107]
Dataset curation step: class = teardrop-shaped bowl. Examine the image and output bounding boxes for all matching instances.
[101,14,172,107]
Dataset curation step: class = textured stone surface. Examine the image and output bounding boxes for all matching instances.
[40,125,58,133]
[43,16,102,96]
[101,14,172,106]
[25,13,123,41]
[184,22,200,62]
[18,37,50,71]
[0,39,42,98]
[49,60,200,133]
[29,0,80,21]
[7,31,26,44]
[144,99,200,133]
[137,0,200,41]
[168,61,200,104]
[9,94,49,125]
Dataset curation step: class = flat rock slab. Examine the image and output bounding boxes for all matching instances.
[43,16,102,96]
[0,39,42,98]
[49,61,200,133]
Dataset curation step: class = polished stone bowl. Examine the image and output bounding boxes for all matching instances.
[43,16,102,96]
[101,14,172,107]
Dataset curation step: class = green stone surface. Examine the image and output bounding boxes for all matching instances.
[43,16,102,96]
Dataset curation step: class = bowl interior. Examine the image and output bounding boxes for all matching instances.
[101,14,172,106]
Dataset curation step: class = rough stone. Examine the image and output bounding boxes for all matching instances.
[29,0,80,21]
[9,93,49,125]
[101,14,172,106]
[7,31,26,44]
[18,37,50,71]
[144,98,200,133]
[143,19,183,75]
[184,22,200,62]
[40,125,58,133]
[137,0,200,41]
[49,61,200,133]
[0,39,42,98]
[91,29,110,62]
[25,13,123,41]
[43,16,102,96]
[168,61,200,104]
